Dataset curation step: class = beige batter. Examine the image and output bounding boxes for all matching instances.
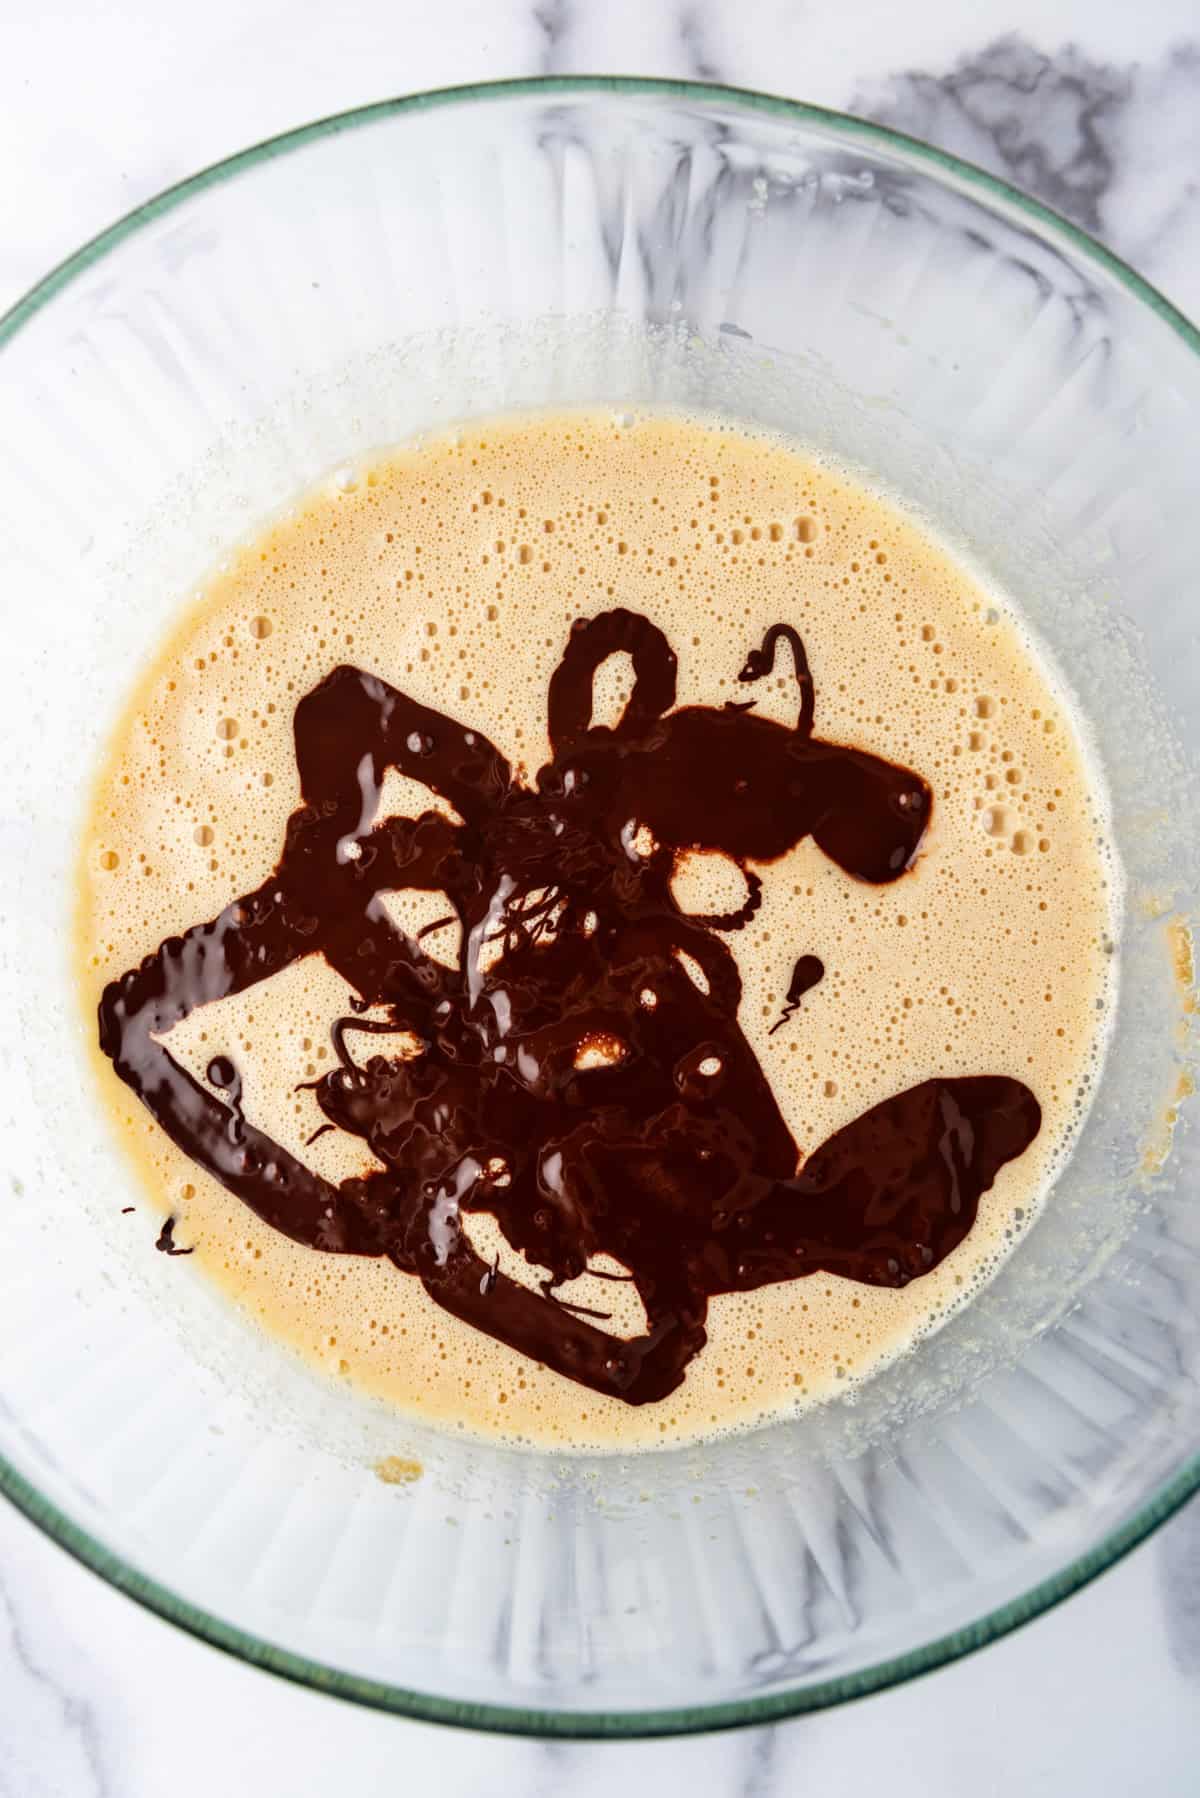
[76,410,1118,1451]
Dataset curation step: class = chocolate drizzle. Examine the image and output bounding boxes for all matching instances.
[155,1216,193,1256]
[99,609,1040,1405]
[769,954,825,1035]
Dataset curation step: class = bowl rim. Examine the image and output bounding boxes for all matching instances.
[2,73,1198,1739]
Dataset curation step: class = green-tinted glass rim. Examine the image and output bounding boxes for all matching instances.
[1,75,1197,1738]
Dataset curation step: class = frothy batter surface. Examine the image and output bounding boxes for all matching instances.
[77,411,1117,1450]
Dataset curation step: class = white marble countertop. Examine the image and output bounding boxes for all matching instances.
[3,2,1199,1791]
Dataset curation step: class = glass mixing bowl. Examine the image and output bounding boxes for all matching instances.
[1,79,1198,1737]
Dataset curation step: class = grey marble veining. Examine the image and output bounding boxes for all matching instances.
[535,0,572,74]
[740,1723,783,1797]
[855,36,1150,233]
[1,2,1199,1793]
[678,6,725,83]
[0,1576,116,1798]
[1159,1491,1200,1677]
[853,33,1200,306]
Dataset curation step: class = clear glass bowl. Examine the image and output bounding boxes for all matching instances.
[1,79,1199,1737]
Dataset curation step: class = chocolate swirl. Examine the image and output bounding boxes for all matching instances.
[99,610,1040,1405]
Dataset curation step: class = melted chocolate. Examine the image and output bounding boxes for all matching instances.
[99,610,1040,1405]
[770,954,825,1035]
[155,1216,193,1256]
